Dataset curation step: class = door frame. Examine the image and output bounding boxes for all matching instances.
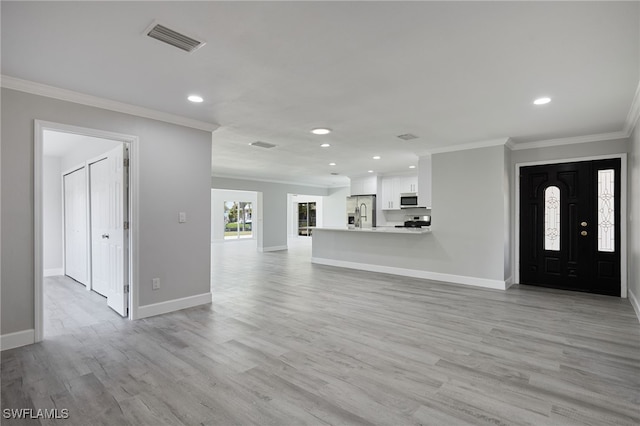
[35,120,140,342]
[515,153,628,297]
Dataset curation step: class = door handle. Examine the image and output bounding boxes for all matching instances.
[580,231,587,236]
[102,234,110,239]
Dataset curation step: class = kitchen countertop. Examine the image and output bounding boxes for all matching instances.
[313,226,431,235]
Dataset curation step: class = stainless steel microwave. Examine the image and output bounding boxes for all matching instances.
[400,194,418,208]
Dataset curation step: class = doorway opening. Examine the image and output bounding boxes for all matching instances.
[36,121,139,342]
[288,194,323,238]
[211,189,258,244]
[517,155,627,297]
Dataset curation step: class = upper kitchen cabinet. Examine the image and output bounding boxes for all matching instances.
[399,175,418,194]
[418,155,432,208]
[380,173,418,210]
[350,175,378,196]
[381,176,398,209]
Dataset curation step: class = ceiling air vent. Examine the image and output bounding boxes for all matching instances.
[397,133,419,141]
[145,22,205,53]
[331,172,339,175]
[250,141,277,149]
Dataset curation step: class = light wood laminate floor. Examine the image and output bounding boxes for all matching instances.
[2,238,639,425]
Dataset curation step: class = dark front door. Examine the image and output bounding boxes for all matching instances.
[520,159,621,296]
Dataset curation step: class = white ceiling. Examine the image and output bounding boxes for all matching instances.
[2,1,639,187]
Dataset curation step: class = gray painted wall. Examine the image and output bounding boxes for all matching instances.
[211,177,329,250]
[1,88,212,335]
[313,145,510,283]
[430,145,510,281]
[630,126,640,313]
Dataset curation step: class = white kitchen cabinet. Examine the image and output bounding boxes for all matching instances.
[418,155,432,208]
[381,176,399,210]
[350,175,377,196]
[380,174,417,210]
[399,175,418,194]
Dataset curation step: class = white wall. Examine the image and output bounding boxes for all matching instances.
[1,88,212,337]
[322,186,349,228]
[43,156,63,274]
[211,189,258,242]
[42,136,122,277]
[629,126,640,319]
[60,137,122,172]
[211,177,329,251]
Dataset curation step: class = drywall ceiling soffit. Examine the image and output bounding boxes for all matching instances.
[2,1,639,186]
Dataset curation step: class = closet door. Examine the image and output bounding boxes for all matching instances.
[63,167,88,285]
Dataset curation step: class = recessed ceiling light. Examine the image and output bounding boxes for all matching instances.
[329,162,336,166]
[188,95,204,103]
[533,97,551,105]
[320,143,331,148]
[368,170,374,173]
[409,165,416,169]
[372,156,381,160]
[311,128,331,135]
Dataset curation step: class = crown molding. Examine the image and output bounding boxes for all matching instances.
[509,130,629,151]
[211,173,347,189]
[623,79,640,136]
[425,138,511,155]
[0,75,219,132]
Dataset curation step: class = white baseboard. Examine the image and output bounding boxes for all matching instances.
[311,257,509,290]
[136,292,212,319]
[505,275,515,289]
[629,290,640,324]
[44,268,63,277]
[1,329,35,351]
[259,245,288,252]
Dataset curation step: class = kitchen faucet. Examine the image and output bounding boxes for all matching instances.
[359,203,368,226]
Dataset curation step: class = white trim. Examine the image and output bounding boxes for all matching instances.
[1,329,35,351]
[258,245,288,252]
[137,292,212,319]
[35,121,140,337]
[3,75,218,132]
[311,257,509,290]
[514,153,628,297]
[505,275,514,289]
[623,80,640,136]
[510,131,628,151]
[628,290,640,324]
[211,173,339,189]
[44,268,63,277]
[425,138,511,155]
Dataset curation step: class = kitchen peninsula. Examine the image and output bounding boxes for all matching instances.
[311,225,510,291]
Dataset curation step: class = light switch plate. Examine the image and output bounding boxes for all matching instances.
[178,212,187,223]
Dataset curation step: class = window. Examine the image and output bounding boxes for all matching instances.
[224,201,253,240]
[597,169,615,252]
[544,186,560,251]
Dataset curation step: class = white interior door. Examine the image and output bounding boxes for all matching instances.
[90,144,128,316]
[63,168,88,284]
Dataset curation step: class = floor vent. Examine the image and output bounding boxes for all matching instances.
[250,141,277,149]
[397,133,419,141]
[145,22,205,53]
